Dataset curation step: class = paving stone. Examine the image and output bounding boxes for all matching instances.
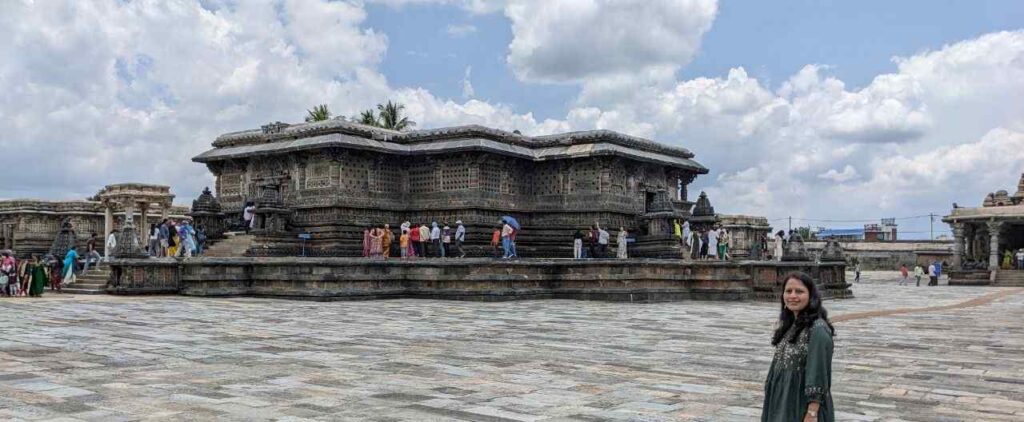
[0,271,1021,420]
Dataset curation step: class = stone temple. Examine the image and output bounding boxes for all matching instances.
[193,120,712,258]
[945,172,1024,286]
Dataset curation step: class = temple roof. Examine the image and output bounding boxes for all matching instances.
[197,120,708,173]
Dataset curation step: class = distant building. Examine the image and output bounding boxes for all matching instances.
[864,218,898,241]
[816,228,863,241]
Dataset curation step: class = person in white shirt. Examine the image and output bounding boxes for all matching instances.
[243,203,255,232]
[927,262,937,286]
[430,222,442,258]
[501,222,514,259]
[454,220,466,258]
[597,226,610,258]
[105,230,118,261]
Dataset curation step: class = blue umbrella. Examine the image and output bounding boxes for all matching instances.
[501,215,521,231]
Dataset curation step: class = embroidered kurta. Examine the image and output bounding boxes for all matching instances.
[762,319,835,422]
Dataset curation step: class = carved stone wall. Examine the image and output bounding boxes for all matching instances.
[0,200,189,258]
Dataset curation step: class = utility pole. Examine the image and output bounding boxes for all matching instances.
[788,216,792,232]
[929,213,935,240]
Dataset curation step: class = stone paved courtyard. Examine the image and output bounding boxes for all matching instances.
[1,272,1023,421]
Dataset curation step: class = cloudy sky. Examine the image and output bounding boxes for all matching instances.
[2,0,1024,238]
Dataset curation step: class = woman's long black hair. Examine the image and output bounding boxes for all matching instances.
[771,271,836,345]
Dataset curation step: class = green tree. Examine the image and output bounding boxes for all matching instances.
[376,100,415,131]
[305,104,331,122]
[357,109,379,127]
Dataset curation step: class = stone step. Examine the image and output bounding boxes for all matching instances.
[60,287,106,295]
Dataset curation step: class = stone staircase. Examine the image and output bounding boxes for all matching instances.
[201,233,255,257]
[995,270,1024,286]
[62,265,110,295]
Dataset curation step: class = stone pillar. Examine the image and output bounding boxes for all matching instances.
[104,203,114,238]
[987,220,1003,271]
[951,223,964,269]
[139,203,149,245]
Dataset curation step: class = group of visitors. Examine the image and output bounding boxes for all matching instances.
[894,261,943,286]
[571,225,628,259]
[1001,248,1024,270]
[0,246,83,298]
[364,221,468,259]
[148,219,206,258]
[674,220,731,260]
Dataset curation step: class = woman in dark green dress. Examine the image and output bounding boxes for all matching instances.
[28,255,48,297]
[762,271,835,422]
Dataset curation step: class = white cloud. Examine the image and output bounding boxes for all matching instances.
[505,0,717,85]
[367,0,504,14]
[446,23,477,37]
[817,165,860,183]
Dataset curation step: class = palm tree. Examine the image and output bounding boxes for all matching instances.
[376,101,415,131]
[357,109,379,127]
[305,104,331,122]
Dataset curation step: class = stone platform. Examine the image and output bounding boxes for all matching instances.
[107,258,850,302]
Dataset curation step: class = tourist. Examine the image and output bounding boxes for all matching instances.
[700,229,710,260]
[0,252,14,296]
[158,219,170,257]
[243,202,255,233]
[400,221,410,235]
[62,247,78,286]
[196,225,207,256]
[1017,249,1024,270]
[927,261,937,286]
[707,226,719,260]
[407,224,419,257]
[774,230,785,262]
[148,224,160,257]
[362,226,370,257]
[491,225,502,258]
[616,227,628,259]
[684,219,692,248]
[179,221,197,258]
[47,254,62,292]
[501,221,514,259]
[690,228,701,260]
[899,264,909,286]
[369,226,383,258]
[399,229,410,259]
[442,223,451,258]
[418,224,430,258]
[454,220,466,258]
[27,255,48,297]
[573,229,584,259]
[673,219,682,241]
[1002,249,1013,270]
[719,228,730,260]
[854,263,861,283]
[17,257,29,296]
[167,221,179,257]
[509,224,519,258]
[587,225,598,259]
[431,222,443,258]
[382,224,393,259]
[913,263,924,287]
[82,232,103,274]
[106,229,119,261]
[597,226,610,258]
[934,261,943,286]
[761,271,835,422]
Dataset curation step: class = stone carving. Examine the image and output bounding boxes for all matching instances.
[48,218,78,258]
[188,187,226,240]
[783,232,810,262]
[819,239,845,262]
[113,217,148,258]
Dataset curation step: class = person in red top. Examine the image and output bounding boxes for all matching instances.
[409,224,421,258]
[899,264,909,286]
[491,226,501,258]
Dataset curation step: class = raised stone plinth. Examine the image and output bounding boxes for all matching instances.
[108,258,850,302]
